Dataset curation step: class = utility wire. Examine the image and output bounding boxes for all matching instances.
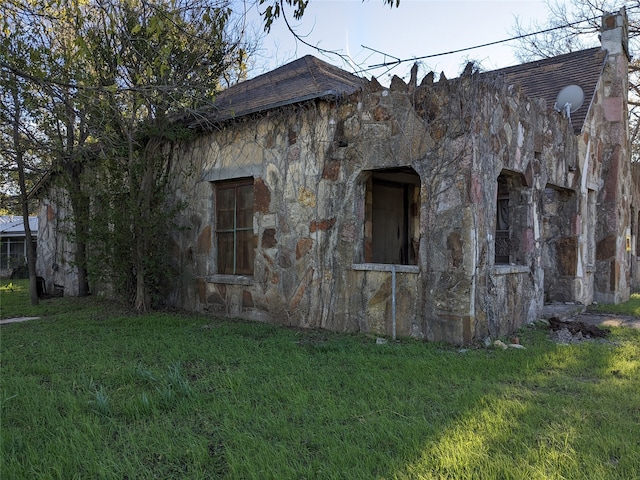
[366,4,640,71]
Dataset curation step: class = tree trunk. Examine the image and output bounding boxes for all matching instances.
[134,240,150,312]
[10,75,38,305]
[63,91,91,297]
[131,131,168,313]
[67,169,91,297]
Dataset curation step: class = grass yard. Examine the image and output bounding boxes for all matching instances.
[589,292,640,316]
[1,280,640,479]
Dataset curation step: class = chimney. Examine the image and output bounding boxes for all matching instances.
[600,7,630,61]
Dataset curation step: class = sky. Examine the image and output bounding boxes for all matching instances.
[243,0,585,84]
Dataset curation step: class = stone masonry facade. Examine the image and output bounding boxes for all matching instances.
[37,9,639,344]
[165,10,635,344]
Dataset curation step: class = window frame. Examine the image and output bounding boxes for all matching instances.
[495,175,511,265]
[214,178,255,276]
[361,167,421,266]
[494,171,529,267]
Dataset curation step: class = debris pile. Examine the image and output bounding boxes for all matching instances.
[548,316,610,343]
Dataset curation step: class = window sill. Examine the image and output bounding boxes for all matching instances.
[493,264,529,275]
[206,274,254,285]
[352,263,420,273]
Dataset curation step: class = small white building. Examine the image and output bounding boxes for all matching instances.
[0,216,38,277]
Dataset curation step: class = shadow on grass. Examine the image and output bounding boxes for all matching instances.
[394,332,640,479]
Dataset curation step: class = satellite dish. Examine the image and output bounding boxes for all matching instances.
[554,85,584,114]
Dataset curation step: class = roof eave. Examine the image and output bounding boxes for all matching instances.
[191,88,359,131]
[571,49,609,135]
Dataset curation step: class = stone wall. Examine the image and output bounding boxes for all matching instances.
[36,185,80,297]
[168,68,586,344]
[631,162,640,289]
[585,10,633,303]
[35,8,636,343]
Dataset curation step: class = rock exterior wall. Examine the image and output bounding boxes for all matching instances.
[587,10,633,304]
[34,9,636,344]
[168,67,588,344]
[36,185,79,297]
[631,162,640,288]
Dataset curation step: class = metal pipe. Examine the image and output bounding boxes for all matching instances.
[391,264,397,341]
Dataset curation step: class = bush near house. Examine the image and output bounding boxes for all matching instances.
[1,280,639,479]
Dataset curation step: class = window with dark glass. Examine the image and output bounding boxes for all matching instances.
[495,175,511,264]
[215,179,254,275]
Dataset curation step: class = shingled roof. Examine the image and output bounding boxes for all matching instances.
[492,47,608,134]
[193,47,608,135]
[192,55,364,129]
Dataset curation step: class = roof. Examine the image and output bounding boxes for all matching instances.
[491,47,607,134]
[192,55,365,128]
[192,47,608,134]
[0,216,38,237]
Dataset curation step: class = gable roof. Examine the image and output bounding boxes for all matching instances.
[492,47,607,134]
[192,55,365,129]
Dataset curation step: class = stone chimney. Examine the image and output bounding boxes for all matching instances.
[593,6,632,304]
[600,7,630,61]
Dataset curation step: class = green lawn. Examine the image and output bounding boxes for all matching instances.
[1,280,640,479]
[589,292,640,316]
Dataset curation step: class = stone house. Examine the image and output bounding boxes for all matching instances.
[37,8,640,344]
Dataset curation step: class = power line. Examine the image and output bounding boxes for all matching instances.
[365,4,640,71]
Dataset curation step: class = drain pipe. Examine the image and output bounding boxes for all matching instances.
[351,263,421,341]
[391,264,397,341]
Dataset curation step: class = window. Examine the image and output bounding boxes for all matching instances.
[215,178,254,275]
[0,237,30,270]
[363,168,420,265]
[495,172,529,266]
[495,175,511,264]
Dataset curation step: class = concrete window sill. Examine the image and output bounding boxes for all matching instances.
[493,265,529,275]
[351,263,420,274]
[206,275,255,285]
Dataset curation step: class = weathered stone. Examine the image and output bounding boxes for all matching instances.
[298,188,316,208]
[596,235,616,260]
[289,268,314,310]
[196,278,206,303]
[196,226,211,254]
[556,237,577,275]
[262,228,277,248]
[254,178,271,213]
[369,76,384,92]
[243,290,254,308]
[447,232,463,268]
[373,105,391,122]
[296,238,313,259]
[389,75,406,91]
[288,128,297,145]
[420,72,435,86]
[322,160,341,181]
[309,218,335,233]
